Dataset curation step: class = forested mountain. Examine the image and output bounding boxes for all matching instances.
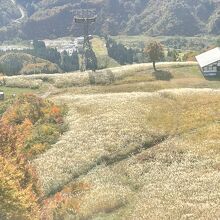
[0,0,21,27]
[0,0,220,40]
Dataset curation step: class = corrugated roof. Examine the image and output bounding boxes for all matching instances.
[196,47,220,68]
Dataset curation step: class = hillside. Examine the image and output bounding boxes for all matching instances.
[0,0,21,27]
[35,89,220,219]
[0,52,62,76]
[3,62,220,91]
[0,0,220,40]
[1,62,220,219]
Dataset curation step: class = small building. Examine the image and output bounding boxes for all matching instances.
[76,37,84,45]
[0,92,4,100]
[196,47,220,76]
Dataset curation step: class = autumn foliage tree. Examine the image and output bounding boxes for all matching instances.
[144,41,164,71]
[0,156,39,220]
[1,94,64,156]
[0,94,65,219]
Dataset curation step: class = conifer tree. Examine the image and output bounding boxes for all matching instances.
[85,48,97,71]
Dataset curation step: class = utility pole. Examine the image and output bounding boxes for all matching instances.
[74,0,97,72]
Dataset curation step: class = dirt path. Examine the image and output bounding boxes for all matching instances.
[40,84,54,99]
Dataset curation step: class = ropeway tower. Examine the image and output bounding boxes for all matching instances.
[74,0,97,72]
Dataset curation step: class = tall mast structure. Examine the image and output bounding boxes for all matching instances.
[74,0,97,72]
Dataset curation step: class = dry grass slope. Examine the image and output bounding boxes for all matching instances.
[3,62,202,91]
[33,88,220,219]
[6,62,219,219]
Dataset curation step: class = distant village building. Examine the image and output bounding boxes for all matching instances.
[59,47,77,56]
[43,37,94,55]
[196,47,220,76]
[76,37,84,45]
[0,45,30,52]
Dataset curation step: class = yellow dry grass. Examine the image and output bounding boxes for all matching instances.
[4,62,201,90]
[6,62,219,219]
[32,88,220,219]
[91,37,108,56]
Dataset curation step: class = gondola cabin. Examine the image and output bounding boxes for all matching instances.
[196,47,220,77]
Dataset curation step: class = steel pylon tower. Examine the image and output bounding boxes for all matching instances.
[74,0,97,72]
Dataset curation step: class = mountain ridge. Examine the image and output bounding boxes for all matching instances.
[0,0,220,40]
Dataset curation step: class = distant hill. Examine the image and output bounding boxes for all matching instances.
[0,52,62,75]
[0,0,220,40]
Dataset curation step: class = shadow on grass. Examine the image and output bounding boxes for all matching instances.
[204,75,220,81]
[153,70,173,81]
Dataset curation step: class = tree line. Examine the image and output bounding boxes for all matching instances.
[0,37,188,76]
[25,40,100,72]
[0,40,99,75]
[31,40,80,72]
[105,37,167,71]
